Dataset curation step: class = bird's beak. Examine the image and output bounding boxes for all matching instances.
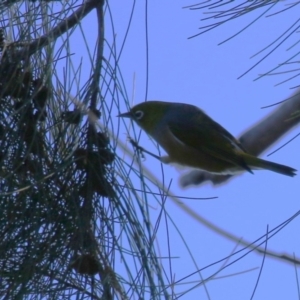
[117,111,132,118]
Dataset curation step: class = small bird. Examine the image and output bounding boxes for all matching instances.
[118,101,296,177]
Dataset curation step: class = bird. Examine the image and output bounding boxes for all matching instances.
[118,101,296,177]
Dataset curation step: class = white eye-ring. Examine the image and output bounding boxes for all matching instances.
[134,110,144,120]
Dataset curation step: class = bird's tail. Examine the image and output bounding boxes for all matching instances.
[242,153,296,177]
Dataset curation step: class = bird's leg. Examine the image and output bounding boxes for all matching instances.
[128,137,162,161]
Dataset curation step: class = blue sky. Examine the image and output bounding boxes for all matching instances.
[105,1,300,299]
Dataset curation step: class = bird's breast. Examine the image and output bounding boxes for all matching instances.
[152,126,205,167]
[152,125,239,173]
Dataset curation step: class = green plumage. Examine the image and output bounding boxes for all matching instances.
[119,101,296,177]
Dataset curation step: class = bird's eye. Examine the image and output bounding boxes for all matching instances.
[134,110,144,120]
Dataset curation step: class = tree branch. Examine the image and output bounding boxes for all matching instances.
[14,0,102,59]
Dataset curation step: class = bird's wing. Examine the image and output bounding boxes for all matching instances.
[168,113,252,173]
